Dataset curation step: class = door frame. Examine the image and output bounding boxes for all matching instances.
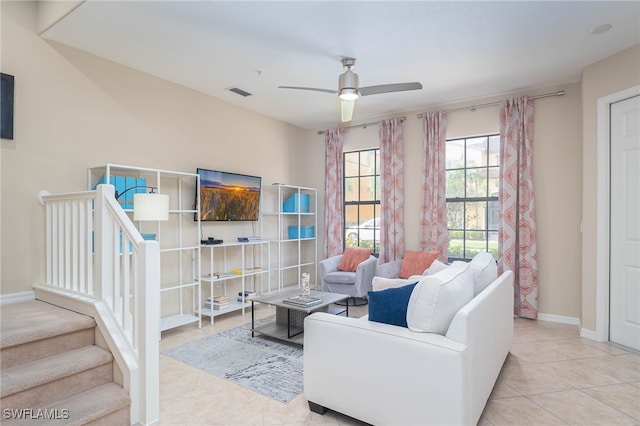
[595,85,640,342]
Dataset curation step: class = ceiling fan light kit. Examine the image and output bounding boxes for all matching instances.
[279,56,422,122]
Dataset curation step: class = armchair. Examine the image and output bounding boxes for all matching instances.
[319,253,378,305]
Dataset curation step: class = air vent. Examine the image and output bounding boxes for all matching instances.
[227,87,252,97]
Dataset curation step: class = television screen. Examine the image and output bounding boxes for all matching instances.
[196,168,261,221]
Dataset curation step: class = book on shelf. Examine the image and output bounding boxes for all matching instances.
[205,295,230,310]
[283,294,323,307]
[237,236,262,242]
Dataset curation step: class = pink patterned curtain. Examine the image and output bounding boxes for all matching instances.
[499,96,538,319]
[324,128,344,258]
[419,111,449,261]
[378,118,405,264]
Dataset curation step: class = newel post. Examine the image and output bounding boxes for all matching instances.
[137,240,160,425]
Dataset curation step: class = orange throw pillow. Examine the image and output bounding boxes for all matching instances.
[337,247,374,272]
[398,250,439,279]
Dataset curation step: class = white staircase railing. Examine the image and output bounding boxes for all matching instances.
[37,184,159,425]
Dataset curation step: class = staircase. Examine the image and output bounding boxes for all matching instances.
[0,300,131,425]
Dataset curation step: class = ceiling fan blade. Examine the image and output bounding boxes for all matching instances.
[359,82,423,97]
[278,86,337,94]
[341,99,356,122]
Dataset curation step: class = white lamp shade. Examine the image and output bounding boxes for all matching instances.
[133,193,170,221]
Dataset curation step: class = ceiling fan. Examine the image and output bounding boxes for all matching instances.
[279,57,423,122]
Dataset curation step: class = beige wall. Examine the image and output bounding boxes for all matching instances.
[298,83,584,319]
[580,44,640,331]
[0,1,305,295]
[3,0,637,325]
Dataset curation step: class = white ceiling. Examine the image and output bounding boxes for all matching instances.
[42,1,640,130]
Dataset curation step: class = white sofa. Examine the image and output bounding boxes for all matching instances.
[303,260,514,425]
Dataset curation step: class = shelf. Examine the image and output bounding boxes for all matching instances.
[197,299,252,318]
[160,246,201,253]
[160,314,200,332]
[200,239,270,324]
[89,164,203,333]
[160,280,200,292]
[201,269,268,282]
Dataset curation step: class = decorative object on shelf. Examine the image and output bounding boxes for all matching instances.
[301,272,310,296]
[115,185,170,221]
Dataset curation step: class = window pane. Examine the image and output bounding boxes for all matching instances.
[344,205,359,228]
[446,169,465,198]
[344,152,359,177]
[446,139,465,169]
[488,200,499,231]
[375,175,381,200]
[344,177,359,201]
[465,237,485,259]
[488,231,498,259]
[448,233,462,259]
[360,205,375,224]
[466,137,488,167]
[488,166,499,197]
[360,150,376,175]
[447,201,464,229]
[465,201,486,230]
[488,135,500,166]
[466,168,487,198]
[359,176,376,201]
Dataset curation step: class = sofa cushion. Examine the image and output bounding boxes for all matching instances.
[372,276,414,291]
[469,252,498,295]
[337,247,374,272]
[368,282,418,328]
[323,271,356,285]
[406,263,474,334]
[398,250,439,278]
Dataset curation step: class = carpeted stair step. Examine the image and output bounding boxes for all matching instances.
[0,300,96,369]
[1,345,114,410]
[1,383,130,426]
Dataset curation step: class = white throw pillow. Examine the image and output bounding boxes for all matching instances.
[469,252,498,295]
[406,263,474,334]
[426,259,448,275]
[372,276,414,291]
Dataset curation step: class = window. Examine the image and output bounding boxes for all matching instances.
[344,149,381,253]
[446,135,500,260]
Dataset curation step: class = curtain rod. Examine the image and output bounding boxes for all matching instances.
[416,90,565,118]
[317,116,406,135]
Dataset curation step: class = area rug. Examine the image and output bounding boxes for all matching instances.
[162,316,303,403]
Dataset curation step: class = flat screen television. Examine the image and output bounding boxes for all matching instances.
[196,168,261,221]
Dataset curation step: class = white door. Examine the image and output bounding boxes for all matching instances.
[610,94,640,351]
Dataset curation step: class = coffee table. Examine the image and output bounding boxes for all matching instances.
[251,288,349,345]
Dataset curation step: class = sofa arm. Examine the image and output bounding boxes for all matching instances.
[376,259,403,278]
[319,255,342,276]
[303,313,469,426]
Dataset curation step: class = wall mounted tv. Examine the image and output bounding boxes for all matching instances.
[196,168,261,221]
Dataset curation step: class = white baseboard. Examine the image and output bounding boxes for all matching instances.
[537,312,580,326]
[0,291,36,305]
[579,327,601,341]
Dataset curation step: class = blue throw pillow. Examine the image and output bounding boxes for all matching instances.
[368,282,418,328]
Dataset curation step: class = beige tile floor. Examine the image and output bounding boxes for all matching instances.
[159,303,640,425]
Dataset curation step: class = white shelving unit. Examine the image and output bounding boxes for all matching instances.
[261,184,317,291]
[88,164,202,332]
[199,241,270,323]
